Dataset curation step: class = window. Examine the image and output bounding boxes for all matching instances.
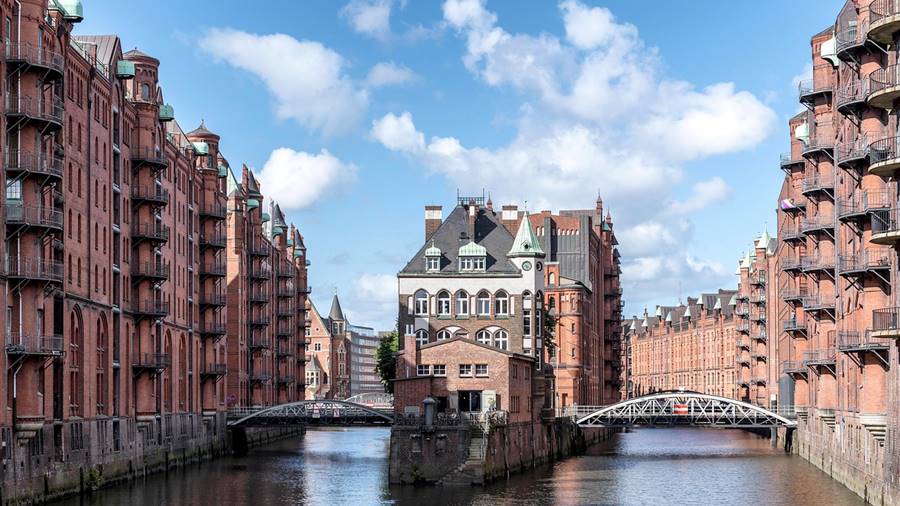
[455,291,469,316]
[6,179,21,200]
[475,364,489,377]
[524,309,532,336]
[436,291,451,316]
[414,290,429,316]
[477,291,491,316]
[437,329,452,340]
[459,364,472,377]
[314,342,321,351]
[433,364,446,376]
[476,330,491,345]
[417,364,430,376]
[426,256,439,271]
[511,396,520,413]
[549,272,556,285]
[512,364,518,379]
[494,290,509,316]
[460,256,486,271]
[494,330,508,350]
[415,329,429,347]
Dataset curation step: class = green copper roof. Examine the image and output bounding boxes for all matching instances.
[261,212,270,223]
[159,103,175,122]
[218,165,228,178]
[226,166,240,196]
[729,294,737,306]
[53,0,83,21]
[116,60,135,79]
[665,311,673,323]
[713,298,722,310]
[192,141,208,156]
[684,305,692,319]
[508,213,544,257]
[425,241,441,257]
[756,227,771,250]
[459,240,487,257]
[247,198,260,210]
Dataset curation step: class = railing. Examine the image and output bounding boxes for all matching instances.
[802,296,834,311]
[837,330,886,350]
[782,225,803,241]
[836,136,871,167]
[249,372,272,383]
[800,217,834,233]
[5,43,64,73]
[872,307,900,335]
[782,361,806,374]
[735,323,750,333]
[751,331,767,342]
[869,65,900,99]
[836,21,867,54]
[248,316,271,326]
[130,147,168,167]
[249,337,271,349]
[199,322,226,335]
[751,271,766,285]
[872,208,900,235]
[838,189,890,218]
[4,257,63,281]
[781,257,802,271]
[736,340,750,350]
[132,262,169,279]
[779,152,804,168]
[249,266,272,278]
[131,186,170,205]
[5,333,64,355]
[871,0,900,26]
[133,353,171,369]
[277,265,295,277]
[5,94,64,124]
[249,290,269,302]
[836,80,866,110]
[200,262,226,276]
[199,204,227,219]
[749,294,766,304]
[800,255,835,272]
[4,150,63,178]
[6,203,63,228]
[201,363,227,376]
[798,72,833,102]
[132,223,170,242]
[869,136,900,167]
[803,348,836,365]
[131,300,170,316]
[783,318,806,332]
[838,250,891,273]
[781,288,807,301]
[277,375,296,385]
[801,176,834,194]
[248,242,271,256]
[199,293,226,306]
[199,233,226,248]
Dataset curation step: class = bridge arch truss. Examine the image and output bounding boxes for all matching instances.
[228,399,393,427]
[575,392,797,428]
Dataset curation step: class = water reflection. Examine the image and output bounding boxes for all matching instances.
[57,427,865,506]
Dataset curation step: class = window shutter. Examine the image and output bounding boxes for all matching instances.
[407,295,413,315]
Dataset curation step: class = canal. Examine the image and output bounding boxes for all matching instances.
[54,427,865,505]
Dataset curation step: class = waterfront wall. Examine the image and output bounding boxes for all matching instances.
[1,415,301,505]
[389,418,611,486]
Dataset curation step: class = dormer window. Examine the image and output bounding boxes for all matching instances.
[425,241,441,272]
[458,240,487,272]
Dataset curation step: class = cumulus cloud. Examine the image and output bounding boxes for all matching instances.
[199,28,368,135]
[341,0,393,41]
[254,148,357,209]
[365,62,418,88]
[373,0,776,313]
[342,273,399,330]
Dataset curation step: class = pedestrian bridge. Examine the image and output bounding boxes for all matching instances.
[227,398,394,427]
[564,391,797,428]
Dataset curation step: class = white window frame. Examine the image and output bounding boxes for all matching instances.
[475,364,489,377]
[494,330,508,350]
[432,364,446,377]
[414,290,429,316]
[459,364,473,377]
[476,292,491,316]
[494,291,509,316]
[455,291,469,316]
[436,291,451,316]
[415,329,429,347]
[416,364,430,376]
[476,330,491,345]
[437,329,452,340]
[426,256,439,272]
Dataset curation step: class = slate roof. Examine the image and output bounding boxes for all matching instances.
[400,205,520,276]
[73,35,118,65]
[329,294,346,322]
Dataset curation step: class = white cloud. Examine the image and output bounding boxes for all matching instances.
[254,148,357,209]
[366,62,418,88]
[372,0,776,313]
[341,0,393,41]
[342,273,399,330]
[199,28,368,135]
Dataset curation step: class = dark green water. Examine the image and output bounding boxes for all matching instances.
[54,427,865,505]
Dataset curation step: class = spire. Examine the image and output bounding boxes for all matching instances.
[508,211,545,257]
[713,297,722,310]
[665,311,673,323]
[740,250,752,270]
[329,293,345,322]
[755,227,771,250]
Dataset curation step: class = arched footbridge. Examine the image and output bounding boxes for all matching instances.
[564,392,797,429]
[228,395,394,427]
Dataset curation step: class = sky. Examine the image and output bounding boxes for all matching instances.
[76,0,843,330]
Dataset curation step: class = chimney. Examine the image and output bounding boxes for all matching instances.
[501,205,518,233]
[425,205,442,241]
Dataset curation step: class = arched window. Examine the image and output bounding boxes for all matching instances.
[523,292,533,337]
[477,291,491,316]
[494,290,509,316]
[437,329,452,340]
[415,329,429,347]
[549,272,556,286]
[141,83,150,100]
[436,290,451,316]
[494,330,508,350]
[414,290,428,316]
[476,330,491,345]
[455,290,469,316]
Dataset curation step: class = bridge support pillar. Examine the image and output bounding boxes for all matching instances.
[230,427,249,457]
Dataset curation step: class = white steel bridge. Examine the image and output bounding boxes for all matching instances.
[228,393,394,427]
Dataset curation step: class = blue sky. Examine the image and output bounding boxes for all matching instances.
[77,0,843,330]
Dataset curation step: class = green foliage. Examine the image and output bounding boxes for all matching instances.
[375,330,399,394]
[543,310,558,350]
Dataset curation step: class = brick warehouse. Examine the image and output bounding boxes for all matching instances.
[0,1,309,501]
[626,1,900,502]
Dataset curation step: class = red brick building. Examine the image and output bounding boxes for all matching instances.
[304,295,352,400]
[0,2,309,498]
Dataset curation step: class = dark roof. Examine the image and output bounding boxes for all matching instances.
[72,35,118,65]
[123,47,157,62]
[187,120,220,140]
[400,205,519,275]
[329,294,345,322]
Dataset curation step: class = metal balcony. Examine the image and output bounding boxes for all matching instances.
[4,43,64,79]
[199,323,226,338]
[782,361,807,377]
[781,257,802,273]
[869,64,900,109]
[750,271,766,286]
[750,313,766,323]
[130,147,168,170]
[835,139,870,169]
[779,152,805,172]
[277,286,294,298]
[800,217,834,235]
[198,204,227,220]
[838,190,891,221]
[199,293,226,307]
[736,357,751,366]
[781,288,806,303]
[249,372,272,383]
[803,349,837,372]
[249,338,271,351]
[750,294,766,304]
[871,209,900,245]
[837,250,891,278]
[5,93,64,131]
[248,241,271,257]
[802,296,836,316]
[200,363,227,380]
[4,150,63,180]
[249,266,271,279]
[781,225,804,243]
[131,262,170,281]
[249,291,269,303]
[783,318,807,333]
[800,255,835,274]
[199,233,226,249]
[837,330,889,355]
[132,352,171,371]
[798,73,833,107]
[735,323,750,333]
[751,331,767,342]
[836,20,870,60]
[869,1,900,44]
[750,353,767,362]
[131,301,170,318]
[736,340,750,350]
[248,316,270,327]
[872,307,900,339]
[132,223,170,244]
[131,186,170,207]
[5,257,63,283]
[276,326,292,338]
[277,375,296,386]
[750,378,767,385]
[277,265,295,278]
[868,136,900,177]
[836,81,868,117]
[800,135,835,159]
[199,262,226,278]
[276,345,293,357]
[800,176,835,197]
[6,204,63,231]
[276,307,293,317]
[5,333,63,356]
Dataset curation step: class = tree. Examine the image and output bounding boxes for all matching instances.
[543,309,558,351]
[375,330,399,393]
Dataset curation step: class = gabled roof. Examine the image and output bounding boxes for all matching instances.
[508,212,544,257]
[72,35,118,66]
[400,205,520,275]
[329,294,346,322]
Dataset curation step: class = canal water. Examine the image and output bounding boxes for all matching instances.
[55,427,865,505]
